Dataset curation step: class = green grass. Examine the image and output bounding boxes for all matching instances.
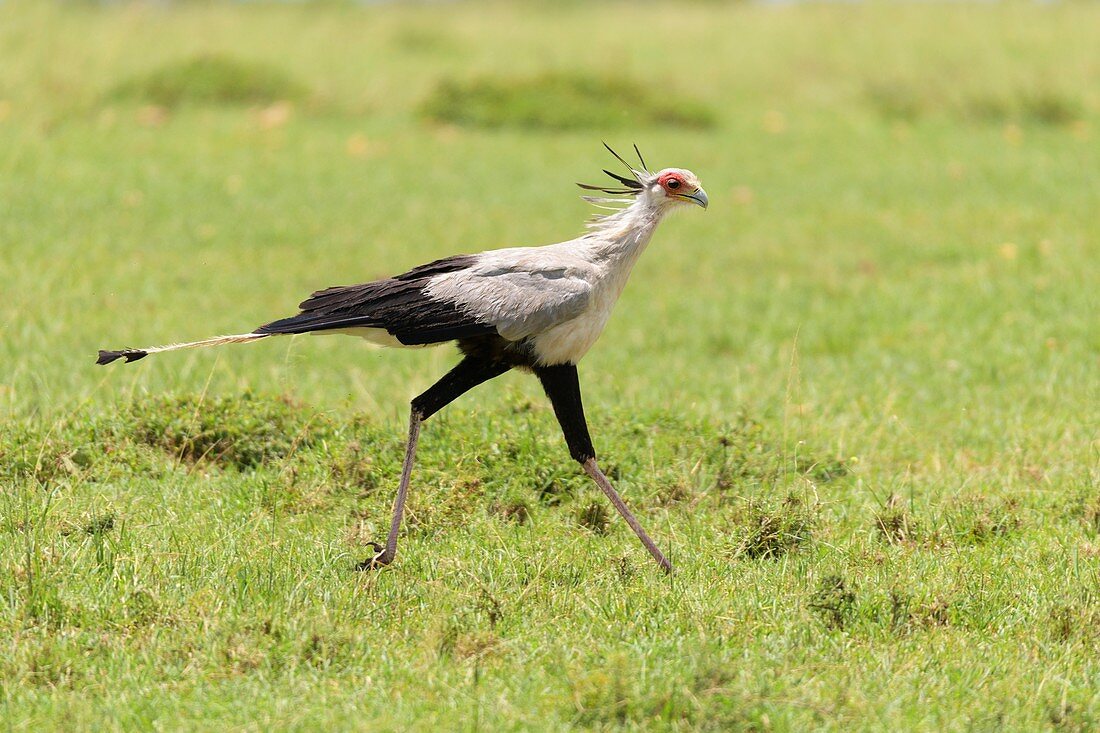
[1,1,1098,730]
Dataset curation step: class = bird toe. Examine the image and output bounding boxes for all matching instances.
[354,542,391,571]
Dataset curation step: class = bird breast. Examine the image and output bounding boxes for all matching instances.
[529,264,633,366]
[529,224,659,365]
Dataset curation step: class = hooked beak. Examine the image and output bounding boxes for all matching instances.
[680,188,709,209]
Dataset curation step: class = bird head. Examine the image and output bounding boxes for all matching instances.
[578,144,708,212]
[650,168,708,210]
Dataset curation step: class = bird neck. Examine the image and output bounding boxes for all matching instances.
[581,195,666,267]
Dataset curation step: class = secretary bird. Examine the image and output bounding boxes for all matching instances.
[97,145,708,573]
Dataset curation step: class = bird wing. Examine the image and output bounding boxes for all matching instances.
[254,254,499,345]
[422,247,595,341]
[254,248,594,346]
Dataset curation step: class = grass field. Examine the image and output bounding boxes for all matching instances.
[1,1,1098,730]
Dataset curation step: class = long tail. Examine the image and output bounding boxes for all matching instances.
[96,332,268,365]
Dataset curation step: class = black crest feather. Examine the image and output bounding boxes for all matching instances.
[577,143,648,196]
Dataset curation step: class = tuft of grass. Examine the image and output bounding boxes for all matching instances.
[119,393,329,470]
[327,439,383,495]
[809,575,857,631]
[489,499,530,525]
[81,513,115,536]
[874,493,919,544]
[1086,499,1100,537]
[570,663,698,729]
[435,622,502,662]
[421,73,714,130]
[889,590,952,632]
[1067,493,1100,537]
[108,54,308,107]
[943,495,1023,545]
[576,501,611,535]
[655,479,692,506]
[1048,703,1100,733]
[1050,603,1100,645]
[730,495,817,560]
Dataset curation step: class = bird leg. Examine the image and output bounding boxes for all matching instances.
[357,356,509,570]
[535,365,672,573]
[358,409,421,570]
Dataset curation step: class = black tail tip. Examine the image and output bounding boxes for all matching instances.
[97,349,148,365]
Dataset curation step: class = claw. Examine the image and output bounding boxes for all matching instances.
[354,542,392,571]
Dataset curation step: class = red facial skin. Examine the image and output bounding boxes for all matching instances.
[657,171,687,196]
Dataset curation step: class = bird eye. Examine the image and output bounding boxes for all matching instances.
[667,178,681,190]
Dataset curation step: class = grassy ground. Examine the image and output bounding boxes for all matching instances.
[1,1,1098,730]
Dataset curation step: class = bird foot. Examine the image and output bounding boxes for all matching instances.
[354,542,394,571]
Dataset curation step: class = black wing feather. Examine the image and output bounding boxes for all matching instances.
[255,254,496,345]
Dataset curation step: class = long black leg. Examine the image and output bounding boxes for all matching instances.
[535,364,672,573]
[357,356,510,570]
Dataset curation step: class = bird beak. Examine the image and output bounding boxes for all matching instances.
[681,188,709,209]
